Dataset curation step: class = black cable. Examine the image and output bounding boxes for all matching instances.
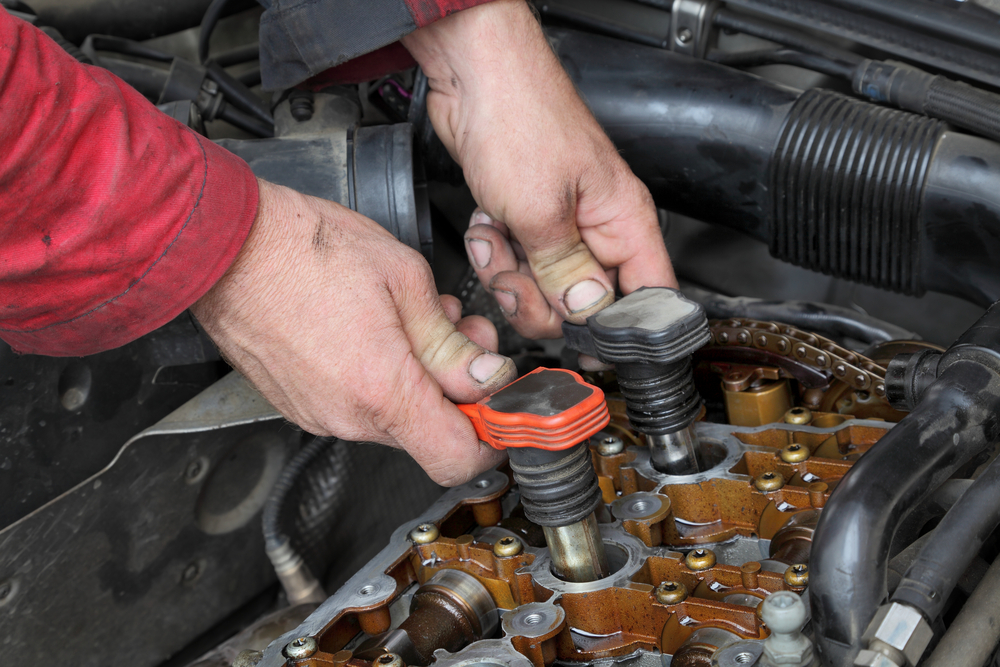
[218,101,274,137]
[714,9,863,67]
[212,42,259,67]
[206,61,272,126]
[707,47,856,80]
[97,58,169,99]
[237,68,261,88]
[198,0,231,65]
[82,35,173,63]
[537,3,669,49]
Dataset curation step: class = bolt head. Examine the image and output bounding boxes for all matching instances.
[677,27,694,44]
[655,580,689,604]
[784,564,809,588]
[754,471,785,492]
[597,435,625,456]
[409,523,440,544]
[376,653,405,667]
[783,407,812,425]
[493,536,523,558]
[285,637,318,660]
[685,548,717,571]
[780,443,810,463]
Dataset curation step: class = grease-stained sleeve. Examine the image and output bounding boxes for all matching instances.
[0,12,259,356]
[258,0,497,90]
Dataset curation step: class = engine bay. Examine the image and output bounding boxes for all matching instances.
[4,1,1000,667]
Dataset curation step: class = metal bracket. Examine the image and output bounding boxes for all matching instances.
[671,0,720,58]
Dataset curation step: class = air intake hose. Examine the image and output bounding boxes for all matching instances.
[548,28,1000,307]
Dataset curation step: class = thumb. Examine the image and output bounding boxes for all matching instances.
[390,263,517,403]
[522,223,615,325]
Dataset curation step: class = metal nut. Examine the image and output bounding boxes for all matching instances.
[409,523,439,544]
[754,471,785,492]
[685,548,717,571]
[493,536,523,557]
[597,435,625,456]
[859,602,934,667]
[780,443,810,463]
[784,564,809,588]
[655,580,689,604]
[285,637,318,660]
[376,654,405,667]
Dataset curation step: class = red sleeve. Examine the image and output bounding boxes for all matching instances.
[0,12,259,357]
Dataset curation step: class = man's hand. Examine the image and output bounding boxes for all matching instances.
[191,179,517,486]
[402,0,677,340]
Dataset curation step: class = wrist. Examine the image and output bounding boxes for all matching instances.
[402,0,553,100]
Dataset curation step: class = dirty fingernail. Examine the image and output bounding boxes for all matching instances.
[471,210,493,227]
[492,289,517,315]
[467,239,492,269]
[566,280,609,314]
[470,353,507,383]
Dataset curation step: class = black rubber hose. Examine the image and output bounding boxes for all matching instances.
[892,454,1000,621]
[707,48,855,79]
[82,35,173,63]
[213,43,260,67]
[198,0,231,65]
[218,101,274,138]
[809,301,1000,667]
[97,58,170,99]
[551,28,1000,307]
[822,0,1000,59]
[713,9,863,67]
[206,61,272,126]
[926,77,1000,142]
[680,285,920,343]
[852,60,1000,143]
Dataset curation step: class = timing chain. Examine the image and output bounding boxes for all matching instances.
[706,318,888,397]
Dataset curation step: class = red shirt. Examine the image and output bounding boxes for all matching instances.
[0,1,494,356]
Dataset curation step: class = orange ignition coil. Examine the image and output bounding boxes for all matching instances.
[459,368,612,582]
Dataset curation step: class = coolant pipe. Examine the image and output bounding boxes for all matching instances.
[548,28,1000,307]
[808,301,1000,666]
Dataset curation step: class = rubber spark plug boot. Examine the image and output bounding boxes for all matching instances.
[562,287,711,475]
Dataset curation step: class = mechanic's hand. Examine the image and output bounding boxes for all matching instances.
[191,179,516,486]
[402,0,677,340]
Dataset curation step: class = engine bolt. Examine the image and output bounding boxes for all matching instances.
[780,443,810,463]
[376,654,405,667]
[409,523,440,544]
[685,548,717,571]
[285,636,318,659]
[655,580,689,604]
[754,471,785,492]
[718,332,729,344]
[597,435,625,456]
[784,563,809,588]
[677,27,693,44]
[493,536,523,557]
[783,407,812,425]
